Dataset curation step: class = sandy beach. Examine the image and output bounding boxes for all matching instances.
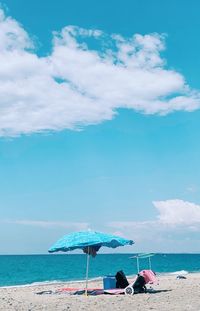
[0,273,199,311]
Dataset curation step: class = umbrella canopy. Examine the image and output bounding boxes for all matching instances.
[48,231,134,294]
[48,230,134,253]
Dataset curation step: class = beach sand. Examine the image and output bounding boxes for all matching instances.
[0,273,200,311]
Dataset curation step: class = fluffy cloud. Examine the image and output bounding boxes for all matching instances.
[0,9,200,137]
[153,199,200,225]
[108,200,200,252]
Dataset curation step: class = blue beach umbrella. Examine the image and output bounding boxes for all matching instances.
[48,230,134,293]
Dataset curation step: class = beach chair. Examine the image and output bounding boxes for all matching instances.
[124,269,158,295]
[130,253,155,273]
[124,253,158,295]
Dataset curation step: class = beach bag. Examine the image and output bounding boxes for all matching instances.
[133,275,147,294]
[115,270,129,288]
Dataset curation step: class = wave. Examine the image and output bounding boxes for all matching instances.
[0,276,104,289]
[169,270,189,275]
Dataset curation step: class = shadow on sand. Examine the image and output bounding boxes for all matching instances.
[147,289,172,294]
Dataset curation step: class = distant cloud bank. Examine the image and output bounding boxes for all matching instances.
[108,199,200,252]
[0,9,200,137]
[3,199,200,252]
[2,219,89,230]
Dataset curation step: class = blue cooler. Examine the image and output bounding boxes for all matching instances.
[103,276,116,289]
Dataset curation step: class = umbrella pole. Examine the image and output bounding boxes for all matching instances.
[149,256,152,270]
[85,247,90,296]
[136,256,140,274]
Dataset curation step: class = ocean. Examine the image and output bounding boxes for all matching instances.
[0,253,200,287]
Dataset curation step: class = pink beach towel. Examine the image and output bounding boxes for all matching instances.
[104,288,125,295]
[58,287,102,292]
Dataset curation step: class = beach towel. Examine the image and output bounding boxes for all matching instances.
[36,287,125,296]
[73,288,124,295]
[73,289,104,295]
[104,288,125,295]
[58,287,102,292]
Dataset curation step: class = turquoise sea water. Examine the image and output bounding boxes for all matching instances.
[0,254,200,287]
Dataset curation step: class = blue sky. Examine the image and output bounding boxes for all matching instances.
[0,0,200,254]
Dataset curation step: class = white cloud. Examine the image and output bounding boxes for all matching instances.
[0,9,199,137]
[153,199,200,225]
[108,200,200,252]
[0,9,32,51]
